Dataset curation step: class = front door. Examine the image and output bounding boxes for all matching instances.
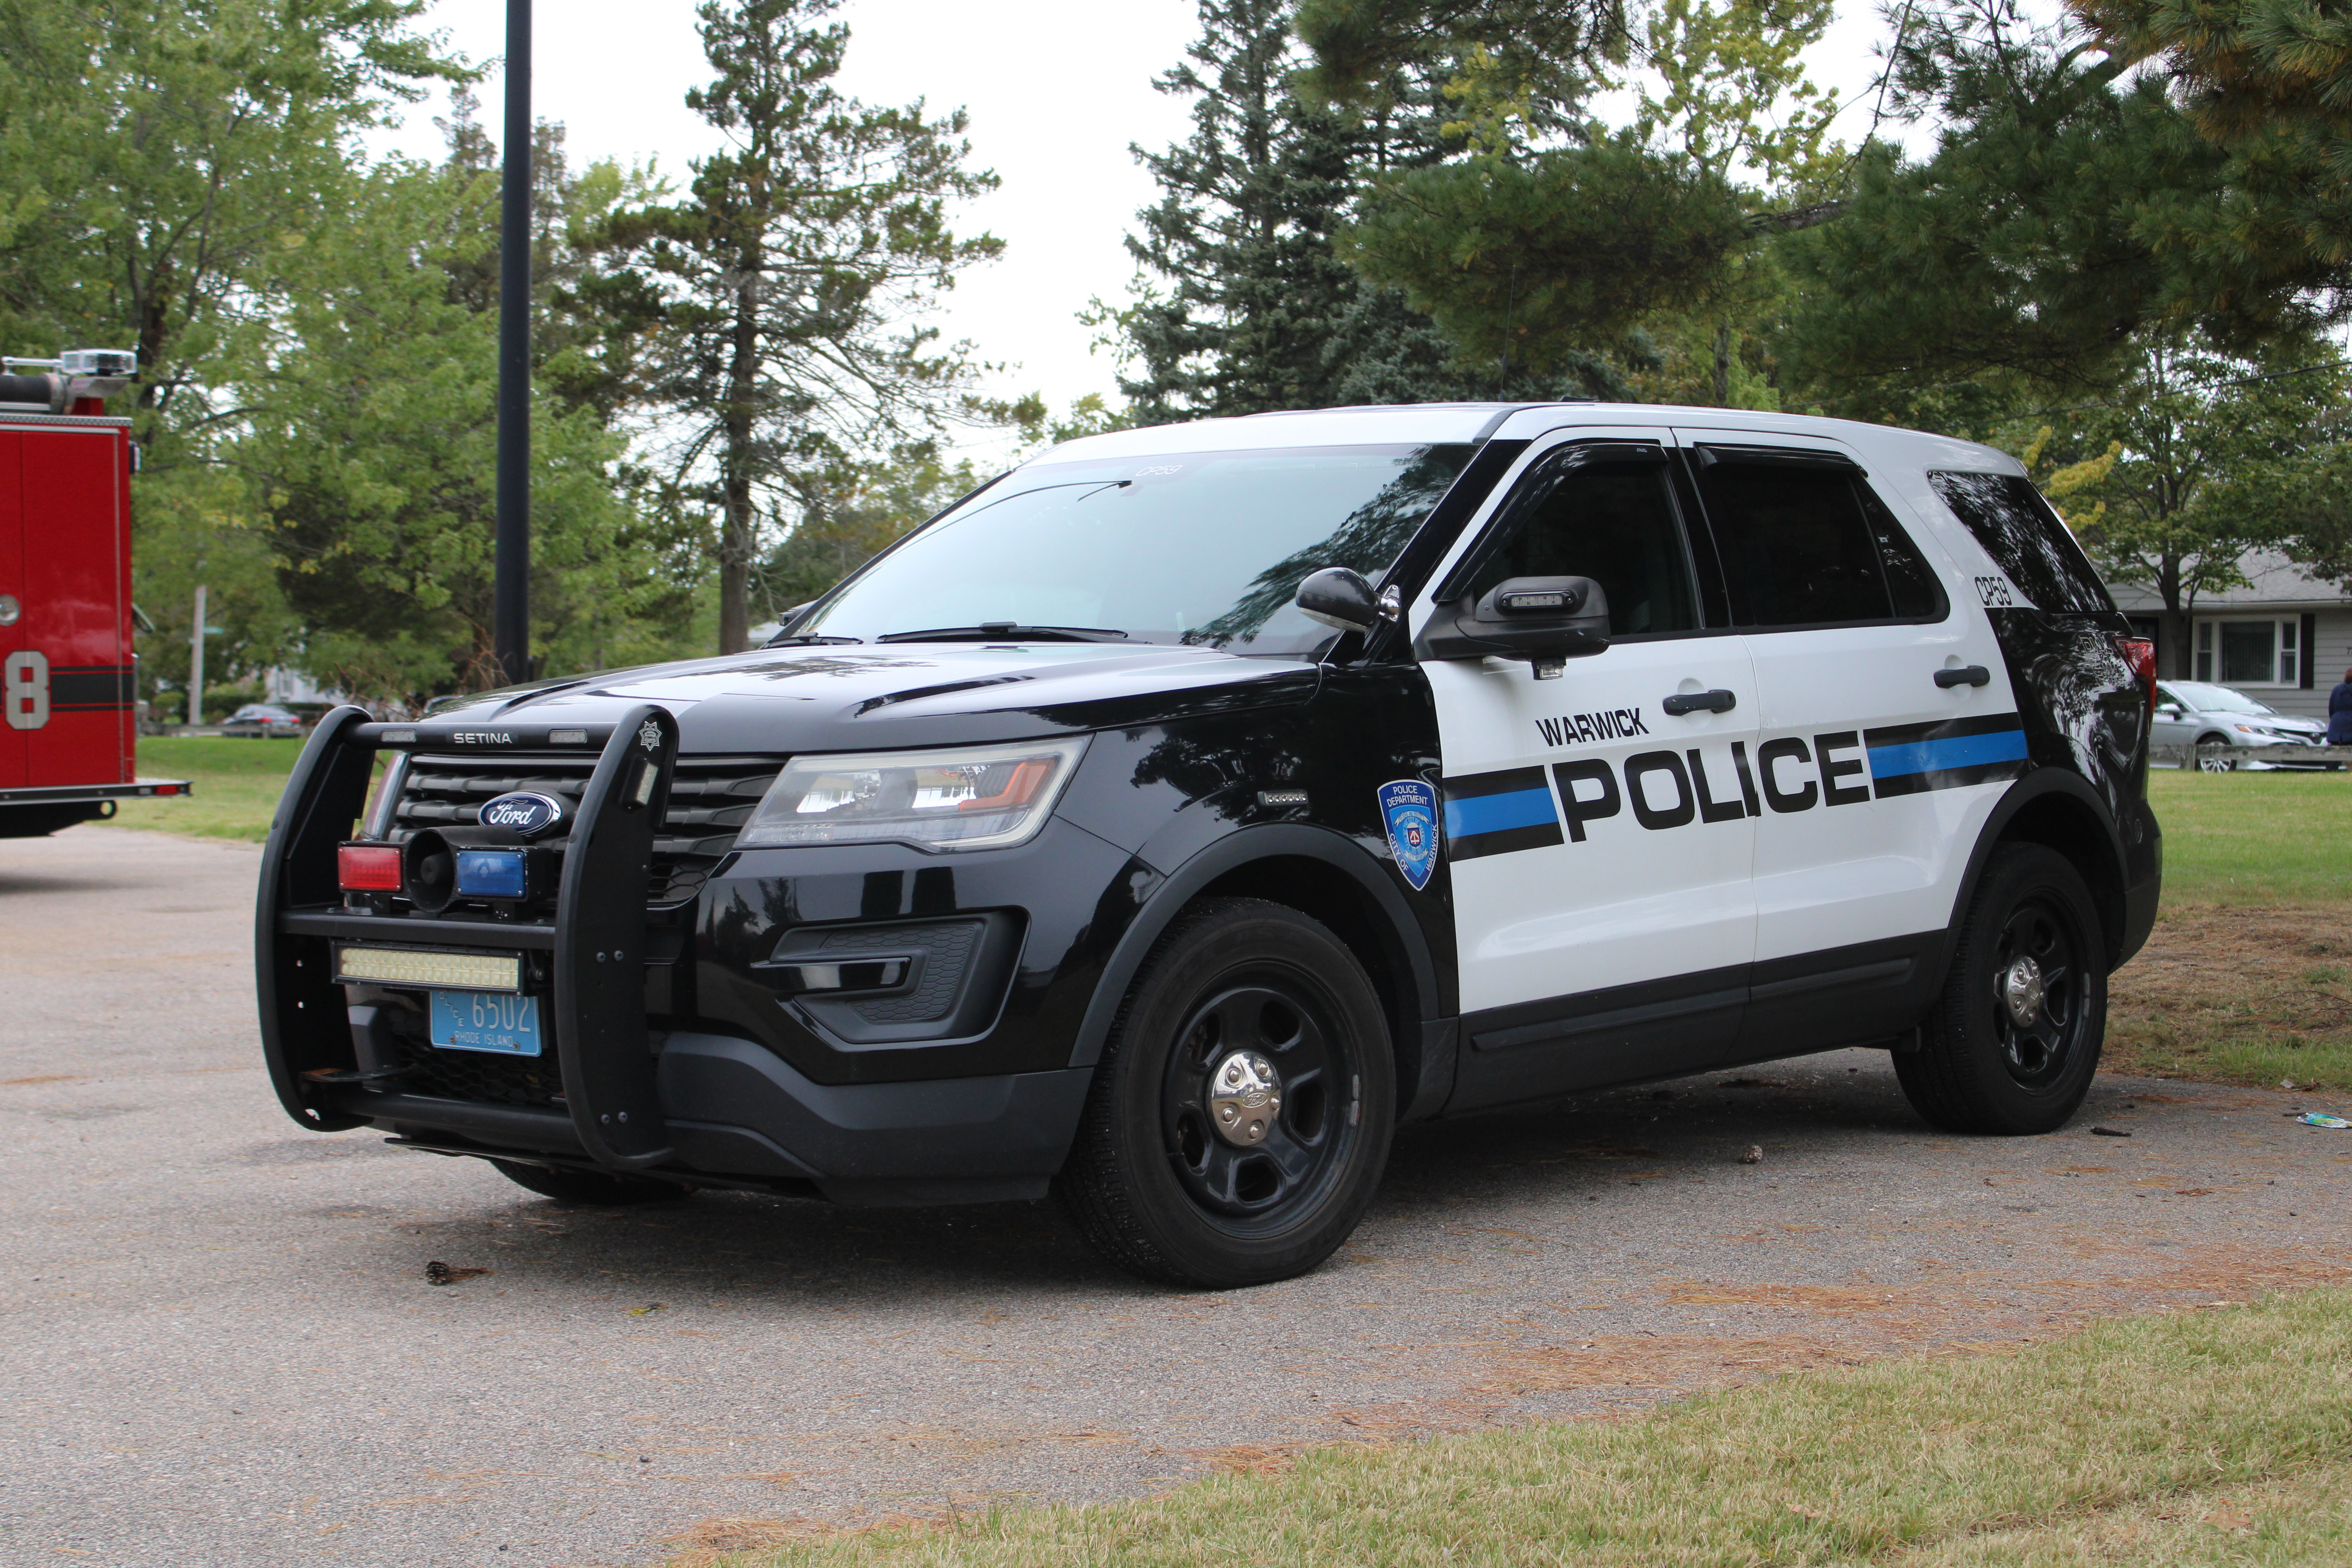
[1418,430,1760,1110]
[1675,428,2020,1050]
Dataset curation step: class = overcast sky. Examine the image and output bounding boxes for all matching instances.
[376,0,1913,462]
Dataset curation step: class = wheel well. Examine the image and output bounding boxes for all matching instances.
[1192,855,1424,1102]
[1997,793,2128,970]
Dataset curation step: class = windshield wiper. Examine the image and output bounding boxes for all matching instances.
[877,623,1130,644]
[760,633,866,647]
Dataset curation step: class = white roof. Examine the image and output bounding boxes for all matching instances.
[1034,402,2024,478]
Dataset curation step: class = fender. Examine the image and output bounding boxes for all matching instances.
[1065,822,1444,1103]
[1931,766,2130,988]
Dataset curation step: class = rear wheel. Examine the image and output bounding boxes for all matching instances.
[1056,898,1395,1288]
[2196,733,2236,772]
[1896,844,2105,1134]
[490,1158,689,1205]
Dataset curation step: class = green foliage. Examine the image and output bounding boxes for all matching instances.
[0,0,467,437]
[1994,332,2351,673]
[233,156,702,708]
[1343,130,1748,383]
[1293,0,1630,117]
[1111,0,1615,419]
[2069,0,2352,320]
[609,0,1006,652]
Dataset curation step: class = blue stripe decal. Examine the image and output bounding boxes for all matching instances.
[1443,787,1557,840]
[1868,728,2029,779]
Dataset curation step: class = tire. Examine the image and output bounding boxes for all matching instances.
[1056,897,1396,1289]
[490,1158,690,1205]
[2196,733,2236,772]
[1896,844,2106,1135]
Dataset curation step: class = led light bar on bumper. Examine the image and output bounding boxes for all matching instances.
[332,945,523,993]
[736,737,1088,852]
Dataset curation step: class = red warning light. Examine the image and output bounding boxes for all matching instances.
[337,843,404,892]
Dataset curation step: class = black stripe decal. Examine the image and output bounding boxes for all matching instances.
[49,667,135,709]
[1441,765,1564,860]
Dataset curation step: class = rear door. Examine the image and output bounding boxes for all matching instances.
[1417,428,1760,1108]
[1675,429,2017,1047]
[0,432,24,787]
[17,425,130,787]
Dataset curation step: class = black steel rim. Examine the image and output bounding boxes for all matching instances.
[1990,893,2087,1089]
[1160,972,1355,1230]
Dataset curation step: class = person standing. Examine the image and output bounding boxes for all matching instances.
[2330,667,2352,746]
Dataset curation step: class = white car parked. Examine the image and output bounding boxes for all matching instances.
[2151,681,2330,769]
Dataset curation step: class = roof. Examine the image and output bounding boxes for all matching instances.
[1034,401,2024,478]
[2104,550,2351,613]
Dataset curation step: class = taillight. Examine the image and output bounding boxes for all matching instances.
[338,842,404,892]
[2117,637,2157,708]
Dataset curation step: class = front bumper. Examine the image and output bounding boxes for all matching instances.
[312,1031,1089,1205]
[256,706,1096,1203]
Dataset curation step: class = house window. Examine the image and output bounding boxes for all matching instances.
[2196,618,2298,686]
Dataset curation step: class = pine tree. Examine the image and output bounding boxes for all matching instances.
[617,0,1003,652]
[1118,0,1512,420]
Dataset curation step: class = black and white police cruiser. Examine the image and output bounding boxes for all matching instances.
[258,403,2161,1287]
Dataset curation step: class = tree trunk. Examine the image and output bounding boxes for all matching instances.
[716,259,760,655]
[1711,319,1732,407]
[2157,557,2190,677]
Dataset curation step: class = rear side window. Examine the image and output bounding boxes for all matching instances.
[1691,453,1945,627]
[1927,471,2114,614]
[1464,454,1701,636]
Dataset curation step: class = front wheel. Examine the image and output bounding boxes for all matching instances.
[1895,844,2105,1134]
[1056,898,1396,1288]
[2196,733,2237,772]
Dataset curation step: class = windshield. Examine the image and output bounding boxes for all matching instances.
[2166,682,2276,715]
[791,443,1477,654]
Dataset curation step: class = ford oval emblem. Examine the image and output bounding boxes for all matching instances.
[477,791,566,838]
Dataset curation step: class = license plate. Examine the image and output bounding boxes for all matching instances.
[429,991,543,1056]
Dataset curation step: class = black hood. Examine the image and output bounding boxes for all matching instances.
[414,643,1322,754]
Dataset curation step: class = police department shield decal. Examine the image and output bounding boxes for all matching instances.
[1376,779,1440,891]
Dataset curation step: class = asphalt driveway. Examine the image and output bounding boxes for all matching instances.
[5,827,2349,1567]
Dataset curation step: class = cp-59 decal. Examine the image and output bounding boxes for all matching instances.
[1442,713,2029,862]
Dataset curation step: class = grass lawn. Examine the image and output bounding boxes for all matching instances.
[671,1288,2352,1567]
[99,735,378,844]
[2103,771,2352,1093]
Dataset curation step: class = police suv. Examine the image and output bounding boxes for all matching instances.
[258,403,2160,1287]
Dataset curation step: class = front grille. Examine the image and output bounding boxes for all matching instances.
[392,1038,567,1107]
[388,752,783,906]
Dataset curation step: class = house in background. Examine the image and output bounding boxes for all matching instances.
[2107,550,2352,721]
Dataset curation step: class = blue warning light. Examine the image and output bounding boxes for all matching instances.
[453,847,528,899]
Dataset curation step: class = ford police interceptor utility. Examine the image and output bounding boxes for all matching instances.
[257,403,2160,1287]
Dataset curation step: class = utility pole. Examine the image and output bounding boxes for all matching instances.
[492,0,532,687]
[187,584,206,729]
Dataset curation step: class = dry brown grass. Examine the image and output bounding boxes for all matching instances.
[678,1288,2352,1567]
[2105,904,2352,1091]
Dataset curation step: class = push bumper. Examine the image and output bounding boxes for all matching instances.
[256,705,1088,1202]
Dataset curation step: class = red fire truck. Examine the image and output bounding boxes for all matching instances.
[0,349,188,837]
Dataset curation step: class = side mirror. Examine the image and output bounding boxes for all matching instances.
[1420,575,1610,663]
[1295,567,1383,634]
[2155,703,2181,718]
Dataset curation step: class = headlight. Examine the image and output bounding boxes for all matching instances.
[735,737,1089,852]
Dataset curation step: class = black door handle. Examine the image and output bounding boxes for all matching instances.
[1662,688,1737,715]
[1935,665,1992,688]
